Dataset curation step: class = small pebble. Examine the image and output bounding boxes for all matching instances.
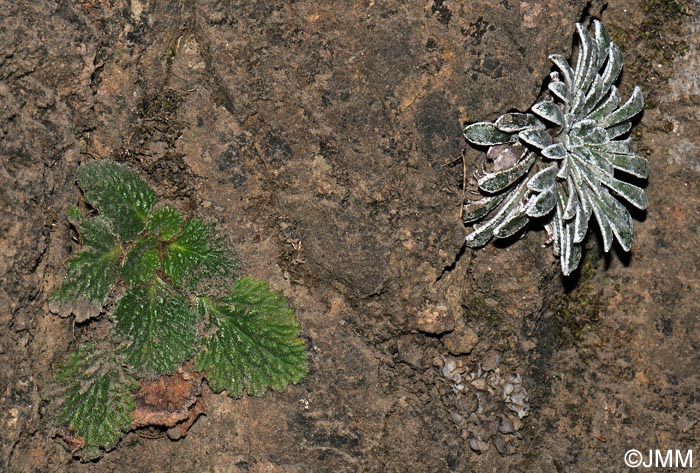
[481,351,501,372]
[498,415,515,434]
[493,436,507,455]
[503,383,514,396]
[441,357,457,379]
[470,378,487,391]
[469,438,490,453]
[455,390,479,414]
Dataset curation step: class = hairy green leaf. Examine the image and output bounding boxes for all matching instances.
[195,277,307,398]
[51,216,121,315]
[77,160,156,242]
[147,206,184,241]
[55,343,137,460]
[163,218,236,290]
[120,238,160,286]
[113,281,197,375]
[52,158,308,460]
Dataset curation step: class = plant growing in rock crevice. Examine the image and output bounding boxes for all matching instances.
[49,159,307,460]
[462,20,647,275]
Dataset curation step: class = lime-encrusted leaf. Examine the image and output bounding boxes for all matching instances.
[531,101,564,126]
[495,113,544,133]
[51,215,121,318]
[121,238,160,285]
[113,280,197,375]
[54,343,137,461]
[163,218,236,290]
[463,122,514,146]
[465,179,529,248]
[462,194,506,224]
[477,152,535,193]
[147,206,184,241]
[195,277,307,398]
[77,160,156,242]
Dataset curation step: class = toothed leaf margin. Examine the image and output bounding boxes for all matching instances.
[195,277,308,398]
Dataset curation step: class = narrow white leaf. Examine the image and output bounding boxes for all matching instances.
[494,209,530,238]
[563,179,579,220]
[549,54,574,90]
[595,138,633,155]
[599,87,644,128]
[557,157,570,179]
[587,187,614,252]
[593,20,611,69]
[606,121,632,139]
[587,86,621,122]
[556,190,581,276]
[601,175,648,210]
[600,190,634,251]
[465,181,528,247]
[573,200,590,244]
[573,23,597,113]
[600,43,623,96]
[607,152,649,178]
[581,74,605,117]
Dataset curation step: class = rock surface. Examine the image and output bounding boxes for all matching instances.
[1,0,698,471]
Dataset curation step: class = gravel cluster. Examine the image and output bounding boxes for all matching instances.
[436,352,529,455]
